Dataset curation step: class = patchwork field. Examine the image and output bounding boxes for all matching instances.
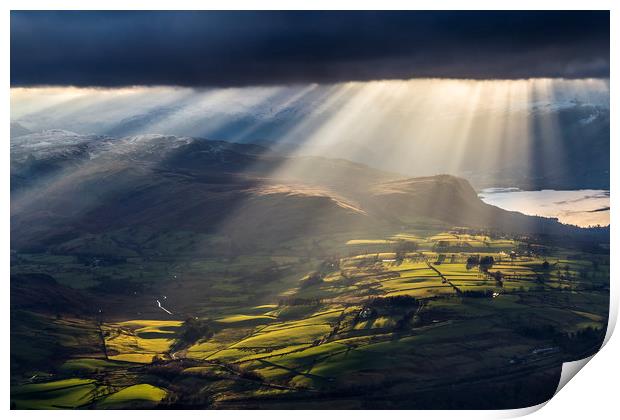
[11,229,609,409]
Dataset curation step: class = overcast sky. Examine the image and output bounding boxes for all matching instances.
[10,10,610,87]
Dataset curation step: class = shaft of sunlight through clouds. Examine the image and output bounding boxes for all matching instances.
[11,78,609,187]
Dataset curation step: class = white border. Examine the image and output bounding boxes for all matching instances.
[2,1,617,419]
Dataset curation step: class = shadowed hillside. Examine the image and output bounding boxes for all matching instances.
[11,132,607,254]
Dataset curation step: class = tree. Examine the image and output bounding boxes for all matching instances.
[175,317,213,348]
[492,271,504,287]
[479,256,494,272]
[466,255,480,269]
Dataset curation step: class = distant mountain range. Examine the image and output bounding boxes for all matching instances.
[11,131,608,255]
[12,95,609,190]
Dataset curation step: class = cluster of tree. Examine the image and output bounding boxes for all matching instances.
[174,317,214,349]
[465,255,494,271]
[360,296,420,320]
[147,358,190,377]
[513,322,605,359]
[461,289,495,298]
[466,255,480,269]
[554,326,605,358]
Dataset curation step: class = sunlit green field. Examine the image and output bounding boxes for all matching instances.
[11,230,609,409]
[103,320,183,363]
[98,384,167,408]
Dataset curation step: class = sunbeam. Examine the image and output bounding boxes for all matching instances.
[11,78,609,190]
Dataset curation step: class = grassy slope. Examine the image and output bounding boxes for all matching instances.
[11,230,609,409]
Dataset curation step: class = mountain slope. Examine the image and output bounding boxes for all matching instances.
[369,175,597,237]
[10,121,32,138]
[10,132,606,254]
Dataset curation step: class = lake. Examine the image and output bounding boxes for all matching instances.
[478,188,610,228]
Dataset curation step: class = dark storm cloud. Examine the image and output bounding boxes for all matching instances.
[10,10,609,87]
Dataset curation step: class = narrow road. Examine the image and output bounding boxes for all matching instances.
[156,300,173,315]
